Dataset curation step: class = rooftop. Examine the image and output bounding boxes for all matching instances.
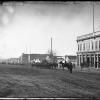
[77,31,100,42]
[65,55,77,60]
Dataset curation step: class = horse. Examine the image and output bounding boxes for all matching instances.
[59,61,73,73]
[59,61,69,70]
[48,62,58,69]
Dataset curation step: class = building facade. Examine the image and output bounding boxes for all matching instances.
[77,31,100,69]
[19,53,57,64]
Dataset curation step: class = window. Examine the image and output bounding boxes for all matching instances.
[86,42,90,51]
[88,42,90,51]
[86,43,88,51]
[92,41,93,50]
[95,41,97,50]
[78,44,79,51]
[83,43,85,51]
[99,41,100,50]
[80,44,81,51]
[80,44,82,51]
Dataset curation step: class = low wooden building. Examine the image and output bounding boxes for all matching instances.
[19,53,57,64]
[65,55,77,64]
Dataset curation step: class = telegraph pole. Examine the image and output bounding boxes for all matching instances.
[92,1,96,68]
[50,37,53,62]
[51,37,52,55]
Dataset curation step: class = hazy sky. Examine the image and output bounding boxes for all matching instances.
[0,1,100,58]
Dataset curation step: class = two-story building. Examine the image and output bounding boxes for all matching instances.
[77,31,100,69]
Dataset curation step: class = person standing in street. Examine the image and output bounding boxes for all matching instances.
[69,62,73,73]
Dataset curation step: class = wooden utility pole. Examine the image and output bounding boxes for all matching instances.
[51,37,52,55]
[92,1,96,68]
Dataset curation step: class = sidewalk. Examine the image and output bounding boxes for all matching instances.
[74,66,100,73]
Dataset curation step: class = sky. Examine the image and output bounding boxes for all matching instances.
[0,1,100,58]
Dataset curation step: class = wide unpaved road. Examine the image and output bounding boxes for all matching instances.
[0,64,100,98]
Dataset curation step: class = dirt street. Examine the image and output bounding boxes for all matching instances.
[0,64,100,98]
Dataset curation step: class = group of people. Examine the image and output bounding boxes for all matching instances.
[31,58,74,73]
[59,60,73,73]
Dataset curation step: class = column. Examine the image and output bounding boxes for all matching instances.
[80,55,81,66]
[99,54,100,68]
[77,55,79,66]
[94,54,95,68]
[77,55,78,66]
[79,55,80,67]
[85,54,87,63]
[83,55,84,64]
[97,54,99,69]
[89,54,91,67]
[98,54,100,68]
[81,54,83,63]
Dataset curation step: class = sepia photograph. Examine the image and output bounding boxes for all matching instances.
[0,1,100,99]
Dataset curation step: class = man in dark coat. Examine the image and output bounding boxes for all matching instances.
[69,62,73,73]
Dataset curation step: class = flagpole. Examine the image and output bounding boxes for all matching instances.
[51,37,52,55]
